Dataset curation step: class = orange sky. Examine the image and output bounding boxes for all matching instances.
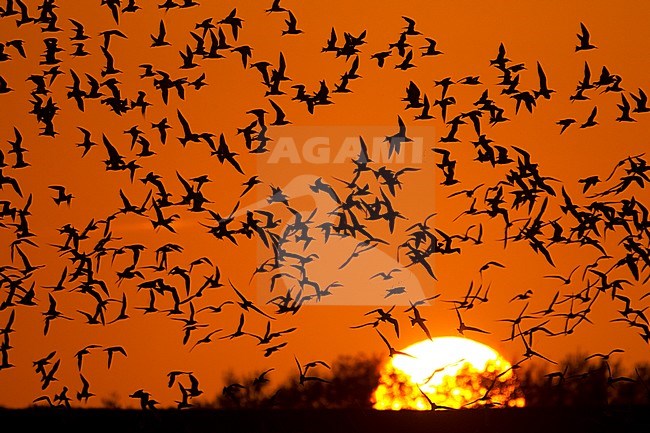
[1,0,649,408]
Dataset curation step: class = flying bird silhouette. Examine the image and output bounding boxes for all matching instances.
[576,22,597,51]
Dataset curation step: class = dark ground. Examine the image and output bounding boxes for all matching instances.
[1,406,649,433]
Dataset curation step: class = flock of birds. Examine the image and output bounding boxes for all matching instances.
[1,0,650,410]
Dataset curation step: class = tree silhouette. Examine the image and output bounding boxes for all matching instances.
[212,352,650,410]
[520,353,650,407]
[215,354,382,409]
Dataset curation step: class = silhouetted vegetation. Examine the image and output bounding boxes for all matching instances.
[216,354,383,409]
[519,353,650,407]
[212,352,650,409]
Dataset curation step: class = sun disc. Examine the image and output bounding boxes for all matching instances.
[372,337,525,410]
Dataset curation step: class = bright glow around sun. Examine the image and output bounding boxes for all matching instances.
[372,337,525,410]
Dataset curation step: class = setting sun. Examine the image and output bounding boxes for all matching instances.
[372,337,525,410]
